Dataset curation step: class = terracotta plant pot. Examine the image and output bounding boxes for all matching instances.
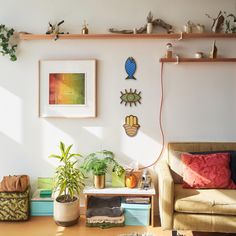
[94,175,105,189]
[54,195,80,227]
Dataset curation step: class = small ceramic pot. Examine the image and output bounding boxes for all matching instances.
[184,24,192,33]
[196,24,204,33]
[147,23,153,34]
[195,52,204,58]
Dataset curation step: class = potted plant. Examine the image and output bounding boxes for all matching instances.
[49,142,85,227]
[0,24,17,61]
[111,161,126,187]
[81,150,116,189]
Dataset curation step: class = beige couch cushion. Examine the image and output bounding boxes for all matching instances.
[173,213,236,233]
[174,184,236,215]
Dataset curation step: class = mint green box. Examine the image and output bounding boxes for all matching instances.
[30,200,53,216]
[121,203,151,226]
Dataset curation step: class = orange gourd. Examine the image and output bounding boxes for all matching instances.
[125,173,137,188]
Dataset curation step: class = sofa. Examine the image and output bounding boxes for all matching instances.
[157,142,236,234]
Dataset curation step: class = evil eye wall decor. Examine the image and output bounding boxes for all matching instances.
[120,89,141,106]
[125,57,137,80]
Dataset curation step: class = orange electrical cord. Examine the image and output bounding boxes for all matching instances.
[139,62,165,170]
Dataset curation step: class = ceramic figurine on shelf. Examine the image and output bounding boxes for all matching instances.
[196,24,205,33]
[46,20,66,40]
[139,170,152,190]
[81,20,89,34]
[165,43,173,58]
[206,11,225,33]
[225,14,236,33]
[209,41,217,59]
[183,21,193,33]
[146,11,153,34]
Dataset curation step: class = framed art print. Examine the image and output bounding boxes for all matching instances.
[39,60,96,118]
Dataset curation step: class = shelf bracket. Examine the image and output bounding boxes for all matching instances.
[175,55,180,64]
[178,32,183,41]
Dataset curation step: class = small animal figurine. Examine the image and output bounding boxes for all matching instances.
[209,40,217,59]
[139,169,152,190]
[46,20,65,40]
[125,57,137,80]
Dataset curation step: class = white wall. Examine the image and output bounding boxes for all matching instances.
[0,0,236,183]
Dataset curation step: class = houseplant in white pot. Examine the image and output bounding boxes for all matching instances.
[49,142,85,226]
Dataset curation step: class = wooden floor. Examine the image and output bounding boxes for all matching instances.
[0,216,235,236]
[0,215,191,236]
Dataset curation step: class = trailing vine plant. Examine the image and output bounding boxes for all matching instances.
[0,24,17,61]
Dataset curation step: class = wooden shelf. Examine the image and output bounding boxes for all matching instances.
[160,58,236,63]
[19,32,236,41]
[19,32,179,40]
[180,33,236,39]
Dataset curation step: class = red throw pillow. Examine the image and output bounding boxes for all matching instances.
[181,152,235,189]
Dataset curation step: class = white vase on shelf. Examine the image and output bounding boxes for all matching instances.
[147,23,153,34]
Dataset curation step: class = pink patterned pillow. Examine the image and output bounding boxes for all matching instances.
[181,152,234,189]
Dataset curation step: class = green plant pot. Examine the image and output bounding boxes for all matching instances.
[111,172,125,187]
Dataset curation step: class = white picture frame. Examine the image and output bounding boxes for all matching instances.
[39,60,96,118]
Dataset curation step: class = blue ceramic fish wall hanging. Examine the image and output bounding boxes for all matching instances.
[125,57,137,80]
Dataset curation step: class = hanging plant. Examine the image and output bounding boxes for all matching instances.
[0,24,17,61]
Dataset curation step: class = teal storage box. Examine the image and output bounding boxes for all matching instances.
[30,200,53,216]
[121,203,151,226]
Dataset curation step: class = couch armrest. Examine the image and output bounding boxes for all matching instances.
[157,160,174,230]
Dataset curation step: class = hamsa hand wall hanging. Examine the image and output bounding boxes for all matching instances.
[120,89,141,106]
[123,115,140,137]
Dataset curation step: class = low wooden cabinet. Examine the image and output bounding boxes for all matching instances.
[83,184,156,226]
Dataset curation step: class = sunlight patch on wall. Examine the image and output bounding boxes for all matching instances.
[83,126,104,139]
[121,130,161,167]
[0,87,22,143]
[42,120,74,167]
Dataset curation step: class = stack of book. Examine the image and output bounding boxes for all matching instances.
[124,197,150,204]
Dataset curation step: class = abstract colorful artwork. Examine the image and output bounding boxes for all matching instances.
[120,89,141,106]
[49,73,85,105]
[123,115,140,137]
[39,60,96,118]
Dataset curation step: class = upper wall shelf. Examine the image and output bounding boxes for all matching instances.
[159,58,236,63]
[19,33,179,40]
[19,32,236,41]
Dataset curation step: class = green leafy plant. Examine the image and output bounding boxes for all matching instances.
[112,160,125,176]
[49,142,85,203]
[81,150,120,176]
[0,24,17,61]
